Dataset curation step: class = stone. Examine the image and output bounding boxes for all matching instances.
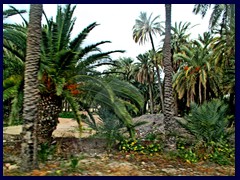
[8,164,19,170]
[95,172,103,176]
[5,163,11,168]
[161,168,178,174]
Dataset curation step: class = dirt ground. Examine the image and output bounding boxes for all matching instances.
[3,118,235,176]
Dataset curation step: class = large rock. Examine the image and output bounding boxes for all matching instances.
[133,114,165,139]
[132,114,191,140]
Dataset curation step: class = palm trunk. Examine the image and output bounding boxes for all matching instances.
[21,4,42,171]
[163,4,177,151]
[149,32,164,113]
[37,94,62,144]
[148,83,154,114]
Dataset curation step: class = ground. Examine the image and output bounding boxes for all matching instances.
[3,118,235,176]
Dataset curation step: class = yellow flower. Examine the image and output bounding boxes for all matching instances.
[56,170,61,174]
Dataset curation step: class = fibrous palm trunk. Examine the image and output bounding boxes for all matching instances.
[163,4,177,151]
[37,94,63,144]
[21,4,42,171]
[148,83,154,114]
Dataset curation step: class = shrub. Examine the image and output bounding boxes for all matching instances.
[176,137,235,165]
[118,139,163,154]
[178,99,233,144]
[38,142,56,163]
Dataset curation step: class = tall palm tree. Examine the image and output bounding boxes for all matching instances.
[162,21,197,115]
[163,4,177,151]
[20,4,42,171]
[133,11,164,113]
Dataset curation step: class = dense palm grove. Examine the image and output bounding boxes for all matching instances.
[3,4,235,174]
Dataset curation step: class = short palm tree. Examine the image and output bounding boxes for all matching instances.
[173,33,219,106]
[4,5,141,141]
[4,4,142,142]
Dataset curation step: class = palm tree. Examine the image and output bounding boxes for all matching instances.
[3,36,25,125]
[3,5,28,24]
[193,4,235,33]
[20,4,42,171]
[133,11,164,113]
[163,4,177,151]
[173,32,222,109]
[3,4,140,141]
[77,76,144,138]
[161,21,197,115]
[37,5,127,143]
[135,53,155,114]
[210,26,235,115]
[105,57,136,82]
[171,21,197,70]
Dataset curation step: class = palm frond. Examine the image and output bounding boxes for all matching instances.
[69,22,99,51]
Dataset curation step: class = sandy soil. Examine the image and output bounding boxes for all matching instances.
[3,118,95,138]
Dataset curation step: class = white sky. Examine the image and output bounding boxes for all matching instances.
[3,4,211,61]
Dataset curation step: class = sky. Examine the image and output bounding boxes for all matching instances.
[3,4,212,61]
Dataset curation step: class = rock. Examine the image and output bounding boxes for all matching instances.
[133,114,165,139]
[107,161,136,173]
[179,168,186,171]
[108,154,113,157]
[141,161,146,165]
[95,171,103,176]
[5,163,11,168]
[161,168,178,174]
[125,155,131,159]
[8,164,19,170]
[132,114,193,140]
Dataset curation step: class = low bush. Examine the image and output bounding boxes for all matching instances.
[118,139,163,155]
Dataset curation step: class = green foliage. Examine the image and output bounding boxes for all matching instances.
[38,143,56,163]
[93,108,125,149]
[145,133,158,141]
[118,139,145,153]
[206,140,235,165]
[176,138,235,165]
[176,140,198,163]
[58,111,75,118]
[178,99,232,143]
[69,155,79,169]
[118,139,163,155]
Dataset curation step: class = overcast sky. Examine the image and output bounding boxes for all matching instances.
[3,4,211,61]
